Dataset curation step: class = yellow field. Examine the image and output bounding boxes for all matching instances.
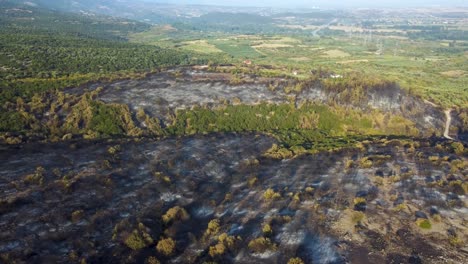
[253,43,293,49]
[289,57,312,62]
[440,70,466,77]
[337,59,369,64]
[321,49,351,58]
[181,40,223,54]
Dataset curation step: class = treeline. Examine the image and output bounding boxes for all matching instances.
[0,3,150,40]
[173,12,313,35]
[393,26,468,41]
[0,4,207,105]
[0,32,192,79]
[407,29,468,41]
[0,32,197,104]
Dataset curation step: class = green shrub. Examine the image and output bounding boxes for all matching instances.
[416,219,432,229]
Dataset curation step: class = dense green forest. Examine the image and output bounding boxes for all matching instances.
[0,4,220,105]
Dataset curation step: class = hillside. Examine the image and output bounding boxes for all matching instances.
[0,2,467,264]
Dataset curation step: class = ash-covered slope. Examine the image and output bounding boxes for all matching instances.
[88,68,449,137]
[0,134,466,263]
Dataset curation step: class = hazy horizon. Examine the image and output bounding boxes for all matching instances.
[150,0,467,8]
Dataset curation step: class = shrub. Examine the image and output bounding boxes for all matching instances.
[373,177,384,186]
[24,166,45,185]
[432,214,442,223]
[217,233,238,248]
[351,211,365,224]
[292,192,300,203]
[359,157,373,168]
[71,210,84,222]
[204,219,221,237]
[209,243,226,257]
[449,236,463,247]
[156,237,176,256]
[209,233,240,257]
[248,237,277,253]
[24,173,44,185]
[263,144,293,159]
[263,188,281,200]
[388,175,401,183]
[145,257,160,264]
[154,172,171,183]
[449,180,466,195]
[262,224,272,236]
[416,219,431,229]
[162,206,190,224]
[353,197,366,205]
[107,145,121,155]
[451,142,465,155]
[288,258,305,264]
[393,203,408,212]
[450,160,468,173]
[248,177,258,187]
[125,229,153,251]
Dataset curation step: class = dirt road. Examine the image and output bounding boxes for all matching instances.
[444,109,454,140]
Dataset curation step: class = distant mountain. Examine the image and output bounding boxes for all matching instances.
[3,0,279,24]
[7,0,128,10]
[0,1,152,41]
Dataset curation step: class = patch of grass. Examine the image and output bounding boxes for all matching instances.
[416,219,432,229]
[359,157,373,168]
[263,144,293,159]
[211,39,263,59]
[181,40,223,54]
[321,49,351,58]
[351,211,366,224]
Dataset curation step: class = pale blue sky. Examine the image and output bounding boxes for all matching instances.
[151,0,467,8]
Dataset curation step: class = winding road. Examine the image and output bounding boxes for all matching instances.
[444,109,454,140]
[312,18,338,37]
